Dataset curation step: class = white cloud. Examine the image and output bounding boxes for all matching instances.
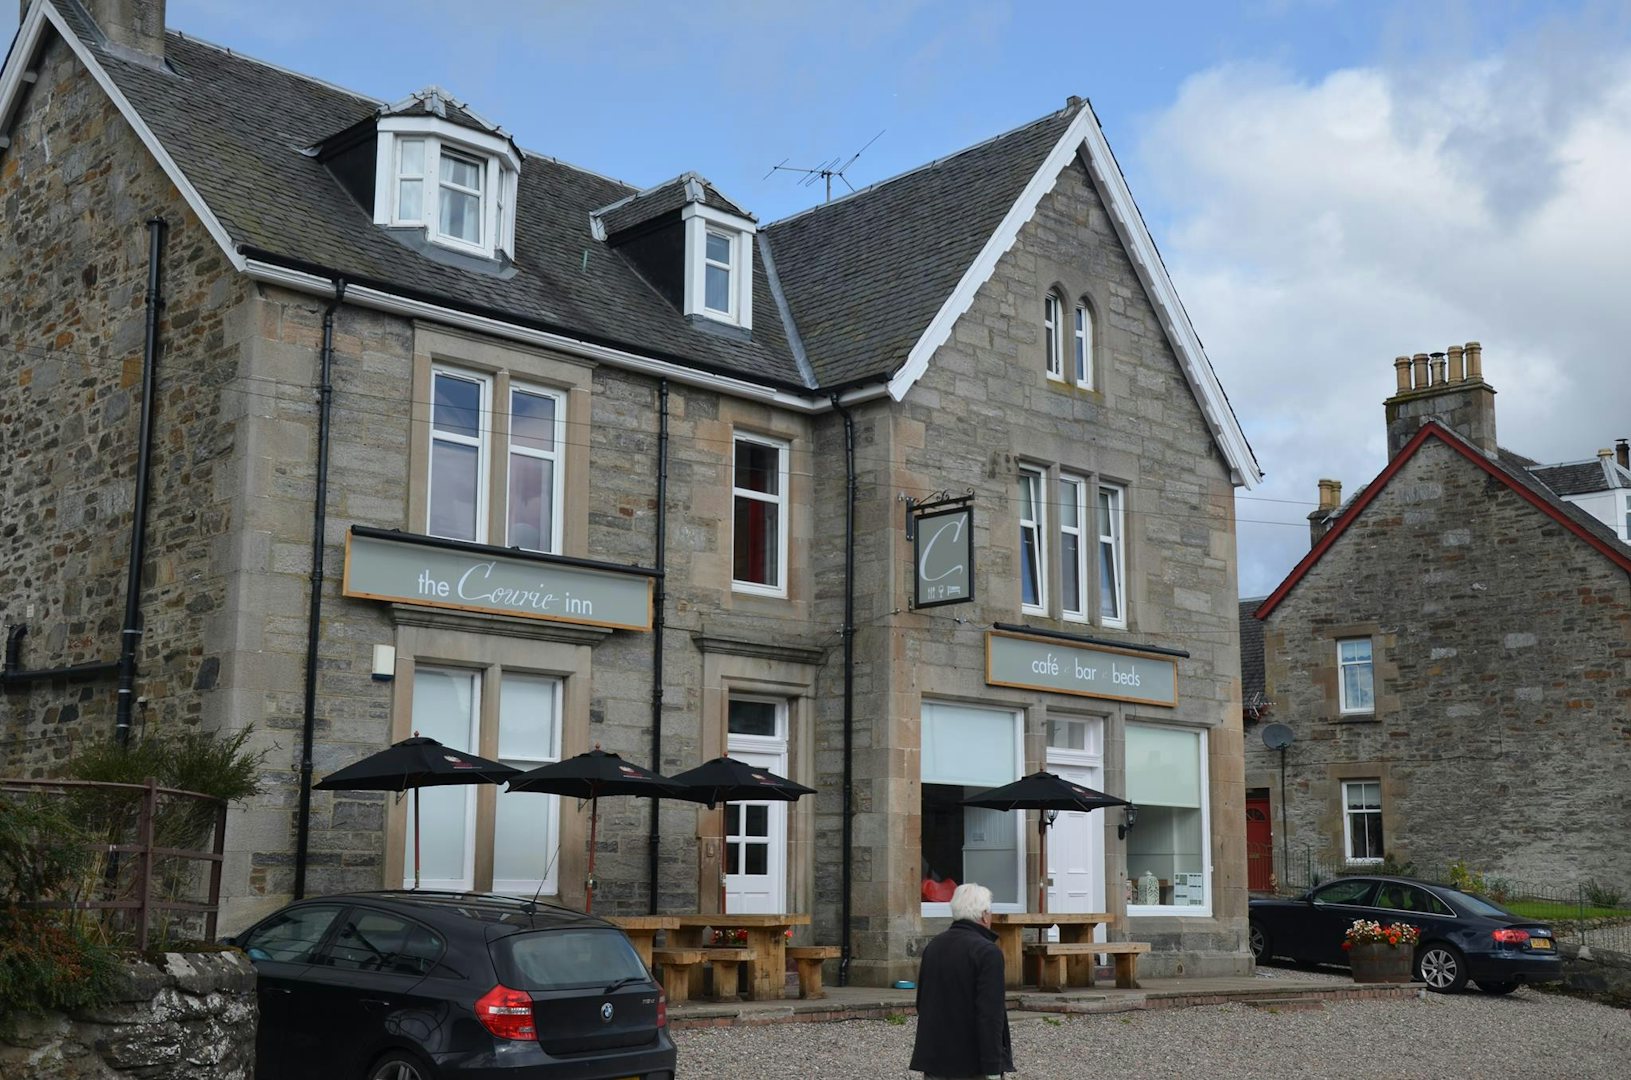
[1139,47,1631,596]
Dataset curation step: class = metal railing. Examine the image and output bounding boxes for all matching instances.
[1,777,227,951]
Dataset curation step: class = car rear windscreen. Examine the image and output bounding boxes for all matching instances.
[493,928,648,991]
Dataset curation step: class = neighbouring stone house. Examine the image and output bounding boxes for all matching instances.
[1,0,1262,984]
[1243,344,1631,894]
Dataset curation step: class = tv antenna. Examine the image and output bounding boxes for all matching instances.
[765,130,885,203]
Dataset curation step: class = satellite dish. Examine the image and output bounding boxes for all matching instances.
[1261,723,1295,751]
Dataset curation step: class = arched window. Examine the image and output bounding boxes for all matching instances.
[1043,293,1064,379]
[1073,300,1094,389]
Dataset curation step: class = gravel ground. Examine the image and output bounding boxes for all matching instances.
[673,978,1629,1079]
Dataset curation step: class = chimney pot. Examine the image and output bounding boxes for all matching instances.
[1393,356,1411,393]
[1599,448,1615,461]
[1430,352,1448,386]
[1464,341,1483,380]
[1317,478,1343,510]
[1412,353,1430,390]
[1447,345,1465,383]
[1617,438,1629,470]
[1308,479,1343,547]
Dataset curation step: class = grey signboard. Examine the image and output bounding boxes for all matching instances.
[343,530,653,632]
[913,505,974,608]
[986,630,1177,707]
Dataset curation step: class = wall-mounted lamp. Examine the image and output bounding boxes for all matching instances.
[371,644,396,682]
[1044,808,1059,828]
[1118,804,1139,840]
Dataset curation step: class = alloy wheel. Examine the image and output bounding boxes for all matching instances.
[1248,922,1267,962]
[371,1061,424,1080]
[1418,946,1460,991]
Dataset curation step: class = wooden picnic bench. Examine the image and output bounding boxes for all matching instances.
[1022,940,1150,990]
[785,944,842,999]
[649,946,755,1004]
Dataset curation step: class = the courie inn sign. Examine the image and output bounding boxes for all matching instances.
[986,628,1179,707]
[342,526,655,632]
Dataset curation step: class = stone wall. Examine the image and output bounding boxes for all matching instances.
[0,32,251,771]
[1560,942,1631,1003]
[1250,435,1631,890]
[0,952,256,1079]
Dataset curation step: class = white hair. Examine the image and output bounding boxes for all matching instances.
[949,882,992,922]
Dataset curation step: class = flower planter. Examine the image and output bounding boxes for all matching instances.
[1348,941,1414,983]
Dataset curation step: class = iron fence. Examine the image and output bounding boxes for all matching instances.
[1,776,227,950]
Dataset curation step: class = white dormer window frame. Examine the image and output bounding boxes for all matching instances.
[682,204,755,330]
[374,117,521,260]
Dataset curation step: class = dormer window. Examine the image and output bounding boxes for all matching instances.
[683,204,754,330]
[370,92,520,261]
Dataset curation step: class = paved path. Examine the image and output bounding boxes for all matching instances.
[673,982,1630,1079]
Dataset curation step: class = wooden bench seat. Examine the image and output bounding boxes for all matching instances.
[1022,940,1151,991]
[650,946,756,1003]
[785,945,842,1000]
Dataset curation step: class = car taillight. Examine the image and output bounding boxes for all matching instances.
[1492,928,1530,945]
[475,984,536,1041]
[656,988,667,1029]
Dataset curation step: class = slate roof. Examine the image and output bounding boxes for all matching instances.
[1238,598,1266,708]
[1528,459,1620,496]
[595,175,751,238]
[763,106,1079,387]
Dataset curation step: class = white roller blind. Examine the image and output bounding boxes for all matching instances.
[922,702,1018,788]
[410,668,478,888]
[1125,723,1201,808]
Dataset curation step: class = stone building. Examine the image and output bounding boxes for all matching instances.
[1244,345,1631,893]
[1,0,1261,983]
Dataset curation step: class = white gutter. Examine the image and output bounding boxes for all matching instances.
[243,260,887,415]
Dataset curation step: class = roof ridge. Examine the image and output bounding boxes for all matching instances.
[165,29,380,106]
[765,101,1082,229]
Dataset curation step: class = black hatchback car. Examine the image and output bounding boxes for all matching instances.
[1249,875,1563,993]
[228,891,676,1080]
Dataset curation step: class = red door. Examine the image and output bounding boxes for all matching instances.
[1246,795,1273,892]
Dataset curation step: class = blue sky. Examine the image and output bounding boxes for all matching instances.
[7,1,1629,595]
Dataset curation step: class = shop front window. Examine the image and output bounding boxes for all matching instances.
[920,702,1023,911]
[1125,723,1209,913]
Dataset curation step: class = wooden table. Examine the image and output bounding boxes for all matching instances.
[604,915,679,969]
[988,913,1116,989]
[670,913,812,1000]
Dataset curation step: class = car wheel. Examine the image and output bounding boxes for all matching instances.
[1416,943,1468,993]
[1475,980,1519,995]
[368,1051,437,1080]
[1248,920,1269,963]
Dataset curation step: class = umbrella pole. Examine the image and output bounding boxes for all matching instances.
[586,796,599,914]
[1038,814,1048,915]
[413,787,422,890]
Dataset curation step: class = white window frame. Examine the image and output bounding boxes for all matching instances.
[1043,294,1064,380]
[682,204,755,329]
[436,147,486,250]
[374,119,520,260]
[920,703,1026,918]
[703,228,736,318]
[1341,780,1384,864]
[427,366,492,545]
[1019,466,1048,615]
[395,137,427,225]
[1059,474,1088,622]
[731,432,789,598]
[1097,484,1126,628]
[1337,637,1375,714]
[1125,723,1212,918]
[1073,303,1093,389]
[504,382,567,554]
[492,673,563,895]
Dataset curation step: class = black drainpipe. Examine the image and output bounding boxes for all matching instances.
[647,379,670,914]
[113,219,167,746]
[293,279,346,900]
[830,394,857,985]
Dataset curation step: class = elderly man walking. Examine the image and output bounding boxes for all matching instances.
[909,882,1014,1079]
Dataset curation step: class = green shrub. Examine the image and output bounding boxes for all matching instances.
[1584,879,1625,909]
[0,907,118,1020]
[0,797,92,905]
[1447,860,1488,896]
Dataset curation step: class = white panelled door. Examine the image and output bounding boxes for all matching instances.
[1045,717,1106,940]
[722,746,786,914]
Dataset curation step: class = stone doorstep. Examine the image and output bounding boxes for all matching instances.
[665,980,1423,1030]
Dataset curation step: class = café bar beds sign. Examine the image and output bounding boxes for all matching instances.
[986,628,1178,707]
[342,527,655,632]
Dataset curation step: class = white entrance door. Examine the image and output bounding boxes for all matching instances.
[1045,717,1105,938]
[724,698,788,914]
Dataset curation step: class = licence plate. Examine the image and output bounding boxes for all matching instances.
[1529,938,1552,950]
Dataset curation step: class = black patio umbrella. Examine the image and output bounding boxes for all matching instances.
[668,754,816,911]
[506,747,686,913]
[963,771,1130,914]
[314,735,519,889]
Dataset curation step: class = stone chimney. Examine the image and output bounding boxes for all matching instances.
[1617,438,1629,471]
[1384,340,1497,458]
[87,0,167,62]
[1308,478,1342,547]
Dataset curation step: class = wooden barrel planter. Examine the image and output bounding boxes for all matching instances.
[1349,941,1414,983]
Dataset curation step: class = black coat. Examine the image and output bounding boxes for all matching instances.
[909,919,1013,1077]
